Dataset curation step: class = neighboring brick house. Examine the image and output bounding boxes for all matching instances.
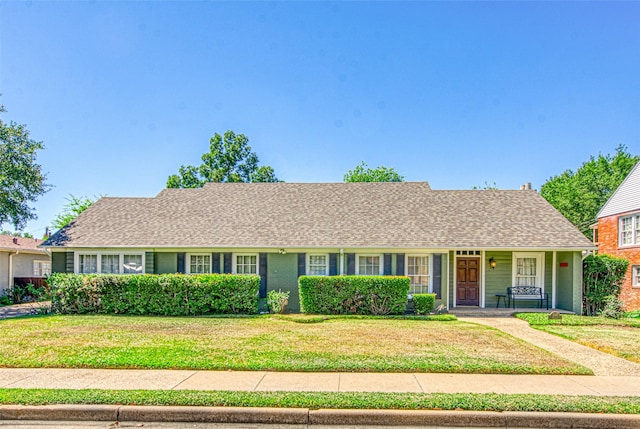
[594,161,640,311]
[0,236,51,295]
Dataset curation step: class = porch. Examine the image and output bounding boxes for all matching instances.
[448,306,576,317]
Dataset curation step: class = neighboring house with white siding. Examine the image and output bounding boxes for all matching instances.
[594,161,640,310]
[42,182,593,313]
[0,236,50,295]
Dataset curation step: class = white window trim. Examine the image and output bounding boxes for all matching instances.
[185,253,212,274]
[512,252,545,290]
[232,253,260,275]
[355,254,383,276]
[405,254,432,293]
[306,253,329,276]
[74,252,145,274]
[633,266,640,288]
[619,213,640,247]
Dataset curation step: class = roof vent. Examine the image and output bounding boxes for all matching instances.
[12,237,18,244]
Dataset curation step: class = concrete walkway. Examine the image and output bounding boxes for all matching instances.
[460,316,640,376]
[1,367,639,396]
[0,302,48,319]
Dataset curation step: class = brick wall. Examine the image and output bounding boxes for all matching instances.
[597,214,640,311]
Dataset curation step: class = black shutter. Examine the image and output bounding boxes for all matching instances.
[223,253,232,273]
[259,253,267,298]
[433,254,442,299]
[298,253,306,277]
[347,253,355,275]
[383,254,392,276]
[177,252,185,274]
[396,254,405,276]
[329,253,338,275]
[213,253,220,274]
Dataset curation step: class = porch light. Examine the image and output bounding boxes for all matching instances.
[489,257,496,270]
[279,248,287,255]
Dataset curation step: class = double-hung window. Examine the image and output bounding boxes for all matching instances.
[101,254,120,274]
[235,254,258,274]
[356,255,382,275]
[76,253,144,274]
[78,254,98,274]
[512,252,544,288]
[33,260,51,277]
[307,254,328,276]
[620,214,640,247]
[406,255,430,294]
[633,266,640,288]
[187,254,211,274]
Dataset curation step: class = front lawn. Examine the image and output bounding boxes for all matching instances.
[516,313,640,363]
[0,314,590,374]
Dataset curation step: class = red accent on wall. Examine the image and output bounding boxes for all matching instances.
[598,214,640,311]
[559,262,568,267]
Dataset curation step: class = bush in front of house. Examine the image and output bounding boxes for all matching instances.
[267,289,290,314]
[412,293,436,315]
[298,275,410,315]
[48,273,260,316]
[583,254,629,317]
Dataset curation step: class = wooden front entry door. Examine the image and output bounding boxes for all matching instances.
[457,257,480,306]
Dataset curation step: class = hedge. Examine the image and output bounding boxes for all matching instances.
[412,293,436,315]
[48,273,260,316]
[299,276,410,315]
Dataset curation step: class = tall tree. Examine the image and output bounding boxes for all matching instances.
[540,145,639,237]
[343,161,404,182]
[0,105,50,230]
[166,131,279,188]
[51,195,97,231]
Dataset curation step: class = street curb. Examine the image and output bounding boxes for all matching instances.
[0,405,639,428]
[118,405,309,424]
[0,404,118,421]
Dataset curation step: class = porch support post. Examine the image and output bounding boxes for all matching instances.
[480,250,485,308]
[552,251,557,309]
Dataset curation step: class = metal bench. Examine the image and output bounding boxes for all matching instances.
[507,286,549,310]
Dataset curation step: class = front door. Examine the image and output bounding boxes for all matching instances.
[267,253,300,312]
[456,257,479,306]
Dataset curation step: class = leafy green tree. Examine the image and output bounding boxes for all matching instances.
[0,230,34,238]
[51,195,97,231]
[167,131,279,188]
[0,105,50,230]
[343,162,404,182]
[540,145,639,237]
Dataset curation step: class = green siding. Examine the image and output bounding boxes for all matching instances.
[484,251,513,307]
[572,252,583,314]
[155,252,178,274]
[544,252,553,295]
[267,253,300,312]
[145,252,154,274]
[51,252,69,273]
[434,253,448,308]
[555,251,584,313]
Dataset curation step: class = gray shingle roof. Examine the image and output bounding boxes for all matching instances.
[43,182,593,250]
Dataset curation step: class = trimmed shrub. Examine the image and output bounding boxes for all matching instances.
[48,273,260,316]
[298,276,410,315]
[583,254,629,316]
[412,293,436,315]
[267,289,290,314]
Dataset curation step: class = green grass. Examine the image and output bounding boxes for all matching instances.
[0,388,638,414]
[517,313,640,363]
[0,314,590,374]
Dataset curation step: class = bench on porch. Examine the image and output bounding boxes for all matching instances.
[507,286,549,310]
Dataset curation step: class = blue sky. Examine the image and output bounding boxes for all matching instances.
[1,1,639,236]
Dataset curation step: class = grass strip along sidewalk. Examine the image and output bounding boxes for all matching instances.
[0,389,639,414]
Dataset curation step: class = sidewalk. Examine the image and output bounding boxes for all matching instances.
[1,367,640,396]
